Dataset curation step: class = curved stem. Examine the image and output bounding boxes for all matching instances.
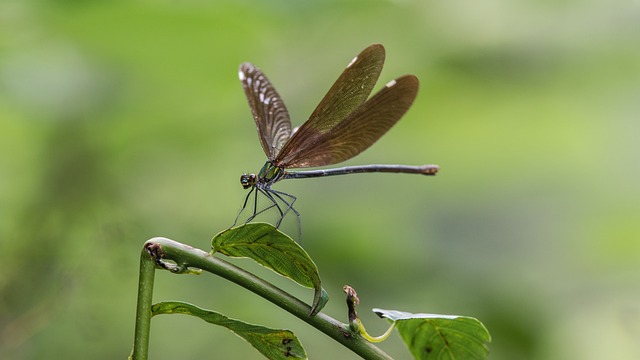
[140,237,393,360]
[356,319,396,343]
[130,245,156,360]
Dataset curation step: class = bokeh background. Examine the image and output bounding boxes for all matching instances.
[2,0,639,359]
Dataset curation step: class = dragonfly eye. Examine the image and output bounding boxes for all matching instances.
[240,173,257,189]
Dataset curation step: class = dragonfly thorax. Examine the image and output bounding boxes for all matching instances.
[257,161,285,187]
[240,162,286,190]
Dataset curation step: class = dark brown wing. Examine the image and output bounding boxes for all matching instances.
[279,75,419,168]
[239,62,292,161]
[275,44,386,167]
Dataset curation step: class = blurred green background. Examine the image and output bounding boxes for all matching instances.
[1,0,639,359]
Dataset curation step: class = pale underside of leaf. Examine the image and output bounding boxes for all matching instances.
[373,308,491,360]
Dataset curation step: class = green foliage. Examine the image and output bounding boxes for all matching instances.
[212,223,327,314]
[374,309,491,360]
[132,229,491,359]
[152,301,307,360]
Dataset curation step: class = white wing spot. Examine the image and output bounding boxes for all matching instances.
[385,79,397,88]
[239,70,246,81]
[347,55,358,68]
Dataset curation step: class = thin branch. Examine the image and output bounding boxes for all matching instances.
[130,244,157,360]
[141,237,393,360]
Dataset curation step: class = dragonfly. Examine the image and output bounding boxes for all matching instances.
[234,44,439,236]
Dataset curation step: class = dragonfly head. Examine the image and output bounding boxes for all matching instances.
[240,173,257,189]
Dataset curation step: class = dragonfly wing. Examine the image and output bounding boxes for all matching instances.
[239,62,292,160]
[279,74,419,168]
[275,44,385,167]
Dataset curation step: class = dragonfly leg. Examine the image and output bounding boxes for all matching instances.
[246,190,274,222]
[236,186,279,224]
[269,189,302,241]
[253,188,285,222]
[233,187,256,227]
[235,187,302,241]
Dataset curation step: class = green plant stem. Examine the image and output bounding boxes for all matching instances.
[130,246,156,360]
[141,237,393,360]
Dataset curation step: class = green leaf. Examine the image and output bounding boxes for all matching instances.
[211,223,326,315]
[152,301,307,360]
[373,308,491,360]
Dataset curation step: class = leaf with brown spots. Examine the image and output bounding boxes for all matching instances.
[152,301,306,359]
